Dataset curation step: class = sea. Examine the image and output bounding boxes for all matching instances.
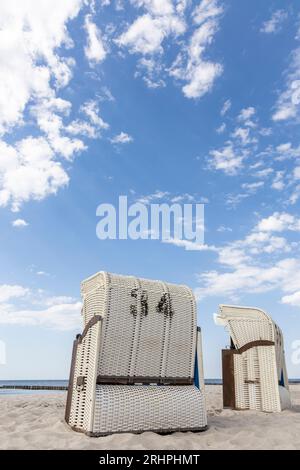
[0,378,299,395]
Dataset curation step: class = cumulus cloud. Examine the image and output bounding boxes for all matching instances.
[170,0,223,99]
[216,123,226,134]
[117,1,185,55]
[0,137,69,211]
[117,0,224,98]
[110,132,133,144]
[272,47,300,121]
[66,100,109,139]
[282,290,300,307]
[0,283,81,330]
[12,219,28,228]
[0,1,108,211]
[260,9,288,34]
[220,99,231,116]
[195,213,300,303]
[84,14,106,65]
[0,0,83,134]
[208,142,244,175]
[256,212,300,232]
[0,284,29,303]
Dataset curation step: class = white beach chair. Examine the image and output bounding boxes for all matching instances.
[215,304,291,412]
[65,272,207,436]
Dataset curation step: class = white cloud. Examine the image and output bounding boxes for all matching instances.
[84,14,106,65]
[254,167,273,179]
[256,212,300,233]
[164,239,216,251]
[260,9,288,34]
[209,142,244,175]
[293,166,300,179]
[272,47,300,121]
[110,132,133,144]
[237,106,256,121]
[217,225,232,232]
[242,181,264,193]
[196,257,300,300]
[282,290,300,307]
[135,57,166,88]
[195,213,300,302]
[116,0,224,99]
[231,127,253,146]
[0,284,28,303]
[0,284,81,330]
[0,1,109,210]
[136,190,170,204]
[216,122,226,134]
[192,0,223,24]
[0,137,69,211]
[220,99,231,116]
[271,171,285,190]
[0,0,83,134]
[170,2,223,99]
[12,218,28,228]
[135,190,200,205]
[132,0,174,17]
[81,100,109,130]
[0,300,82,330]
[31,101,86,161]
[117,2,185,55]
[66,120,98,138]
[66,100,109,138]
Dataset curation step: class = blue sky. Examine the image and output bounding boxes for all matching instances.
[0,0,300,379]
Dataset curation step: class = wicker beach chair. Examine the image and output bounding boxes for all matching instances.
[215,304,291,412]
[65,272,207,436]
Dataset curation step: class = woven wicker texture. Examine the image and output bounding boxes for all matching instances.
[66,271,207,435]
[218,304,290,412]
[93,384,206,435]
[81,272,196,380]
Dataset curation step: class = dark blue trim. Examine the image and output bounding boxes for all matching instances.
[194,350,199,389]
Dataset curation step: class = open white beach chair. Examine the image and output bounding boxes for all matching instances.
[215,304,291,412]
[65,272,207,436]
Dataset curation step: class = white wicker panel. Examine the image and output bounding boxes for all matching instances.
[228,319,274,349]
[69,322,101,431]
[165,288,196,378]
[83,323,101,431]
[81,272,105,296]
[219,305,270,320]
[98,280,140,377]
[131,281,167,378]
[69,342,86,429]
[234,354,248,409]
[234,349,260,410]
[69,342,82,428]
[219,304,290,413]
[95,273,196,380]
[67,271,207,435]
[92,385,207,435]
[83,286,106,324]
[234,346,281,412]
[258,346,281,412]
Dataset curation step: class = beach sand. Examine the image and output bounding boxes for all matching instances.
[0,385,299,450]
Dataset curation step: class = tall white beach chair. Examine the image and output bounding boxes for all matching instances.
[65,272,207,436]
[215,304,291,412]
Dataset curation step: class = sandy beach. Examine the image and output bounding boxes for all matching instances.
[0,384,299,450]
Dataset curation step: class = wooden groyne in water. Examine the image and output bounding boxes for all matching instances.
[0,385,68,391]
